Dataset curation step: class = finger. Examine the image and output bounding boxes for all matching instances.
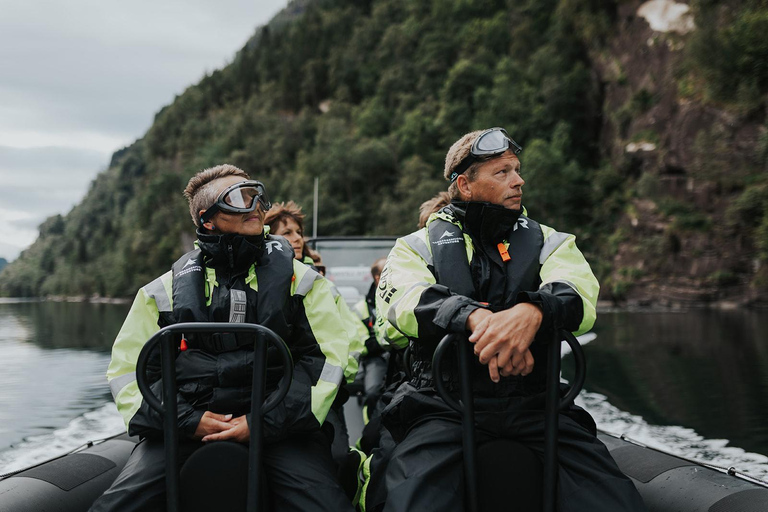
[468,316,490,344]
[478,337,503,364]
[496,344,513,370]
[472,323,497,354]
[509,350,527,376]
[501,358,515,377]
[204,419,234,433]
[203,426,237,442]
[488,357,500,383]
[202,431,223,442]
[521,350,535,376]
[206,413,233,422]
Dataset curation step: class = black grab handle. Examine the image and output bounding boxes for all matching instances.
[432,329,587,512]
[136,322,294,512]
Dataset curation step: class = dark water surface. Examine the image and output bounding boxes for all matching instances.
[564,309,768,457]
[1,300,767,479]
[0,300,129,470]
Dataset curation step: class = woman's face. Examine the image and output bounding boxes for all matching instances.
[273,217,304,259]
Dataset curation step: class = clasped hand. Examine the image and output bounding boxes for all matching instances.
[466,303,542,383]
[193,411,250,443]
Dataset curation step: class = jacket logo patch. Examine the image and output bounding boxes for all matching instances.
[266,241,284,254]
[433,232,463,246]
[182,258,197,268]
[513,218,529,231]
[175,265,202,278]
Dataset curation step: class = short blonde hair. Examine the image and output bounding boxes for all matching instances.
[444,130,484,200]
[183,164,250,227]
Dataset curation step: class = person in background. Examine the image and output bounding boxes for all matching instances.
[417,191,452,229]
[93,164,353,511]
[264,201,314,264]
[353,259,388,416]
[362,128,646,511]
[265,201,368,467]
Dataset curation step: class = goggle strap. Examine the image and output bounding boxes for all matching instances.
[200,204,221,225]
[450,156,477,182]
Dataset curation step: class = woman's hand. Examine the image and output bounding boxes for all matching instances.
[201,415,250,444]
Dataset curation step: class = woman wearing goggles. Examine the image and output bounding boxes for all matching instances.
[199,179,272,236]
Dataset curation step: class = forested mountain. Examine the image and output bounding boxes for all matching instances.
[0,258,7,273]
[2,0,767,305]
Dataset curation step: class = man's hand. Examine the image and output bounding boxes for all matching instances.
[192,411,234,440]
[466,303,543,382]
[201,415,250,444]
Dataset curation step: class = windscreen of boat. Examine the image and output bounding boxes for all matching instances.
[308,238,397,306]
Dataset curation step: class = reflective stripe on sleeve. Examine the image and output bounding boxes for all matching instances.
[109,371,137,400]
[320,362,344,386]
[143,277,171,312]
[539,231,571,264]
[295,267,322,296]
[403,233,433,267]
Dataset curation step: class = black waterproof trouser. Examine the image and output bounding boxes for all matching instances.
[89,431,354,512]
[326,405,351,463]
[364,409,646,512]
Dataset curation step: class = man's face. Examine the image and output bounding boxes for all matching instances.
[461,151,524,210]
[200,176,265,236]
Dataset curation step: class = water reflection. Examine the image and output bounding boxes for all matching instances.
[564,309,768,459]
[1,300,130,351]
[0,300,130,451]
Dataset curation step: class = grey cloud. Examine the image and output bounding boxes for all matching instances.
[0,0,288,260]
[0,184,80,215]
[0,0,287,140]
[0,146,108,175]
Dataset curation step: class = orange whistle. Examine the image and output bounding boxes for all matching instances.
[180,338,188,351]
[497,243,511,262]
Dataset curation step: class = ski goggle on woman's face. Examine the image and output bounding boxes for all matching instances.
[200,180,272,225]
[449,127,523,182]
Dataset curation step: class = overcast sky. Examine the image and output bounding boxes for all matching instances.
[0,0,288,261]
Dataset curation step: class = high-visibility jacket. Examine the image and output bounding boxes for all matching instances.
[353,283,386,358]
[374,202,598,392]
[107,232,351,441]
[301,254,368,384]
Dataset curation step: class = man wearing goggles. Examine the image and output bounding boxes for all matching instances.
[93,165,355,511]
[365,129,645,511]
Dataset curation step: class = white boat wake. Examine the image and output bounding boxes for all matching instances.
[0,402,124,474]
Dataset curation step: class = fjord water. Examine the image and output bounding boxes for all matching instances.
[1,300,767,481]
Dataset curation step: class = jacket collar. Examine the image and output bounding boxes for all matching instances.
[449,201,523,242]
[196,229,265,274]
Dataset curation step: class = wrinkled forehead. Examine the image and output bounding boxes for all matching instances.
[484,150,520,169]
